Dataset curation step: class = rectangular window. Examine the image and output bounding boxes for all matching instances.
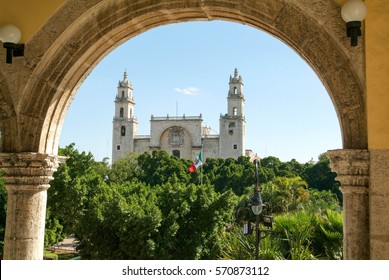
[117,145,121,150]
[233,144,237,149]
[229,129,233,135]
[229,122,235,128]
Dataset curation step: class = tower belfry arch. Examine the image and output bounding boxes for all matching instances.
[0,0,386,260]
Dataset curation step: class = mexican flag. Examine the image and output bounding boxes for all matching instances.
[188,151,203,173]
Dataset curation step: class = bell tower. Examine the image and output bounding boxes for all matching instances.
[112,71,138,162]
[219,68,246,159]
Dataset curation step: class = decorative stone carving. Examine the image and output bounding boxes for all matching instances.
[327,149,370,260]
[327,149,369,189]
[168,126,185,147]
[0,153,64,188]
[0,153,65,260]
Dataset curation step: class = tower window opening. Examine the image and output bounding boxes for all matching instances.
[234,87,237,95]
[233,107,238,116]
[121,126,126,136]
[229,129,234,135]
[117,145,121,150]
[121,90,125,98]
[233,144,237,150]
[120,107,124,118]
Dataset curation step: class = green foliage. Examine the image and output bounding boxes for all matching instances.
[260,177,308,214]
[41,144,343,259]
[77,183,163,259]
[137,150,192,186]
[46,143,107,243]
[108,153,139,184]
[219,226,285,260]
[260,157,306,179]
[310,210,343,259]
[154,183,238,259]
[303,154,342,203]
[75,182,238,259]
[222,210,343,260]
[44,208,66,248]
[43,251,59,260]
[273,210,343,260]
[274,211,317,260]
[208,157,255,196]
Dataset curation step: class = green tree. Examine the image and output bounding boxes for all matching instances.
[154,183,238,259]
[303,154,341,203]
[44,208,66,248]
[77,182,162,259]
[47,143,105,236]
[207,156,255,196]
[259,177,308,214]
[311,210,343,259]
[137,151,192,186]
[274,211,317,260]
[108,153,140,184]
[75,181,238,259]
[219,225,285,260]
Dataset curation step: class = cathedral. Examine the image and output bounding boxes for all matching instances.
[112,68,257,163]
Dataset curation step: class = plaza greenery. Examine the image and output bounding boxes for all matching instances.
[0,143,342,259]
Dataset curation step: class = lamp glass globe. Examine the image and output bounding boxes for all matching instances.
[341,0,367,23]
[251,204,263,215]
[0,24,22,43]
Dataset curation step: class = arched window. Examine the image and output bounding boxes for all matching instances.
[233,107,238,116]
[120,107,124,118]
[121,126,126,136]
[234,87,237,95]
[121,90,125,98]
[172,150,180,158]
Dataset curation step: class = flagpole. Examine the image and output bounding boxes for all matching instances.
[200,142,203,186]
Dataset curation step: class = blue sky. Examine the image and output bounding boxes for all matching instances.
[60,20,342,163]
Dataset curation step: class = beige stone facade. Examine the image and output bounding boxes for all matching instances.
[112,69,252,162]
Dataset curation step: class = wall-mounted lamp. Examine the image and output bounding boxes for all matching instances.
[341,0,367,46]
[0,24,24,64]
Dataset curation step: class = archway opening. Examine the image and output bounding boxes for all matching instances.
[60,21,341,163]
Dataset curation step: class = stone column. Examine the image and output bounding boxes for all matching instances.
[369,149,389,259]
[0,153,61,260]
[327,149,370,260]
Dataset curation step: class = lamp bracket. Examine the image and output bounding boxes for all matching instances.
[3,42,25,64]
[345,21,362,46]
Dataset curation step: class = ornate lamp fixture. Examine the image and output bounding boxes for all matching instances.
[0,24,24,64]
[341,0,367,46]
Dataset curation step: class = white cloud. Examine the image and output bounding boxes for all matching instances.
[174,87,199,95]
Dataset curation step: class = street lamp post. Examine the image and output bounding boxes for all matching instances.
[250,159,264,260]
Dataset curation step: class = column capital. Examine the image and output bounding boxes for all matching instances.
[326,149,369,191]
[0,152,66,190]
[327,149,370,259]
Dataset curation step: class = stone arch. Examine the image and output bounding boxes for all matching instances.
[10,0,366,155]
[0,70,18,152]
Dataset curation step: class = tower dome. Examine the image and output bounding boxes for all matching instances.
[118,70,132,88]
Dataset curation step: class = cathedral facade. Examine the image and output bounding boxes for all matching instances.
[112,68,256,163]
